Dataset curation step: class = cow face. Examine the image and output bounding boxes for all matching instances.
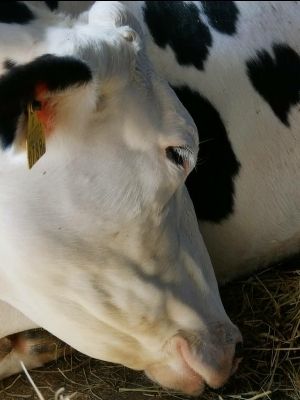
[0,1,241,395]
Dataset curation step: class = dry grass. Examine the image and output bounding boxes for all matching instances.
[0,264,299,400]
[216,265,300,400]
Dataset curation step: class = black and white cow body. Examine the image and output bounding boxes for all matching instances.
[125,1,300,282]
[0,0,299,396]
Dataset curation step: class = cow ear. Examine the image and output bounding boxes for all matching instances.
[0,54,92,154]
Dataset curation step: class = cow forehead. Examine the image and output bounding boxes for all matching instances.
[44,2,199,143]
[51,13,196,144]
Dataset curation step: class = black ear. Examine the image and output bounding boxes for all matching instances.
[0,54,92,149]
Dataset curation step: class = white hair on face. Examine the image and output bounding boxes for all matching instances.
[88,1,144,35]
[85,1,157,90]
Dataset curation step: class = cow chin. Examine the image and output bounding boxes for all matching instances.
[144,336,207,396]
[145,358,205,396]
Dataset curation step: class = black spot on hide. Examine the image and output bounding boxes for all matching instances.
[44,1,59,11]
[172,85,240,223]
[246,44,300,126]
[0,1,35,24]
[201,1,239,35]
[143,1,212,70]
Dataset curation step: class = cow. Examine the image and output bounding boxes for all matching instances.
[2,0,300,395]
[0,1,242,396]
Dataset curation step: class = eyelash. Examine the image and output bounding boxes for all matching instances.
[166,146,190,170]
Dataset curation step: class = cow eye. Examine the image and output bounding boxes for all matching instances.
[166,146,191,170]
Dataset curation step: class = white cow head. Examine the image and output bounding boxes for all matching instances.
[0,2,241,395]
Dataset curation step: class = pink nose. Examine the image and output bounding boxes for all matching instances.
[145,324,242,395]
[177,322,243,388]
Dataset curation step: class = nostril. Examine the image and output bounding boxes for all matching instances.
[235,342,244,358]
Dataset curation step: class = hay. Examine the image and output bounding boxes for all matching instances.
[20,362,76,400]
[0,264,299,400]
[217,265,300,400]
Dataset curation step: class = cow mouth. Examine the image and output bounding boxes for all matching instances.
[176,340,207,395]
[145,334,240,396]
[145,366,205,397]
[145,342,206,396]
[145,364,205,396]
[178,360,206,396]
[173,341,237,395]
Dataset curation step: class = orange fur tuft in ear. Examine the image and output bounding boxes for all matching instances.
[34,83,53,135]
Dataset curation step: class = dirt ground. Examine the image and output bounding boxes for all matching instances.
[0,264,299,400]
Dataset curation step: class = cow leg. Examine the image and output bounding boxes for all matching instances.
[0,329,71,379]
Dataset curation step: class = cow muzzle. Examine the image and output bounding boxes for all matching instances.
[145,323,243,396]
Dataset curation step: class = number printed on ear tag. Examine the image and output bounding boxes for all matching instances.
[26,103,46,169]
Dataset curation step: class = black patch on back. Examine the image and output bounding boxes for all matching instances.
[201,1,239,35]
[44,1,58,11]
[0,1,34,24]
[3,59,16,70]
[143,1,212,70]
[246,44,300,126]
[0,54,92,149]
[172,86,240,223]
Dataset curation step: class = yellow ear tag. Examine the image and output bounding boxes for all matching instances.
[26,103,46,169]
